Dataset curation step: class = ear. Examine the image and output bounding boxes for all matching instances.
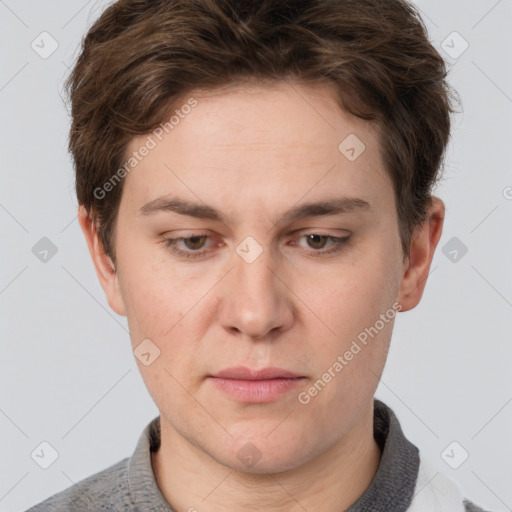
[77,205,127,316]
[397,197,445,312]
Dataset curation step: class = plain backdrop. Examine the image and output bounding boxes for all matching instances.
[1,1,511,511]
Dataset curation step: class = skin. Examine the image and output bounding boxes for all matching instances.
[79,80,444,512]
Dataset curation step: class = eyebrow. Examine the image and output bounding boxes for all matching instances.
[139,195,371,224]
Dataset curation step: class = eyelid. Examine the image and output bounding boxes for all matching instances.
[160,229,351,260]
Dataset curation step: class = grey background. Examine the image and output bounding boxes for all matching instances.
[1,0,511,511]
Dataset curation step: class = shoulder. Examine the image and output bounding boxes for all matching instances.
[24,457,133,512]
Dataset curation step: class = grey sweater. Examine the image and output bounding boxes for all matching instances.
[25,399,490,511]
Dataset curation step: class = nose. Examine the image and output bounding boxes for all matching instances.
[217,245,294,341]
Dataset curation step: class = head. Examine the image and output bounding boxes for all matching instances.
[71,0,457,473]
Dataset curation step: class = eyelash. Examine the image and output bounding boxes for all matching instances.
[160,232,350,260]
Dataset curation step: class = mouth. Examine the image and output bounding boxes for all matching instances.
[208,366,306,403]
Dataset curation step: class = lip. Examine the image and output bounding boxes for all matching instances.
[208,366,305,403]
[212,366,302,380]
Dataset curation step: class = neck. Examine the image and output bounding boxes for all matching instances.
[151,401,381,512]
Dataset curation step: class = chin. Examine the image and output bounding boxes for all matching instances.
[214,435,314,475]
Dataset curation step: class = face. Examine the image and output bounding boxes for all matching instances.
[81,80,442,473]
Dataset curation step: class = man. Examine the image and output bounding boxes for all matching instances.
[26,0,489,510]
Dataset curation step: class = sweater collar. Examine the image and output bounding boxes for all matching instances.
[346,398,420,511]
[128,398,420,511]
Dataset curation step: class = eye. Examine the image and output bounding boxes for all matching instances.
[176,235,208,251]
[293,233,350,255]
[161,232,215,259]
[160,231,350,260]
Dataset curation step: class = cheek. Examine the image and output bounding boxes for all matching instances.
[126,282,203,353]
[308,249,400,343]
[116,249,217,375]
[296,238,402,402]
[117,240,189,334]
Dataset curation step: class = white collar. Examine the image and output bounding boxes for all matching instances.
[408,455,466,511]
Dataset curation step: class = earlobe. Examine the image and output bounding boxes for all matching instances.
[397,197,445,312]
[77,205,127,317]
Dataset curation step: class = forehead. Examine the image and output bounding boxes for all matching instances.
[121,81,391,216]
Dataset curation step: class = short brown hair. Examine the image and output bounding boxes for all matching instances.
[66,0,459,266]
